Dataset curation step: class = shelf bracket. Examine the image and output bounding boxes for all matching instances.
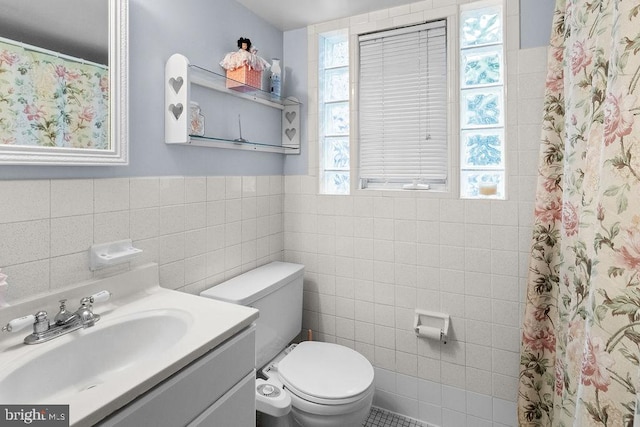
[282,98,300,152]
[165,54,190,144]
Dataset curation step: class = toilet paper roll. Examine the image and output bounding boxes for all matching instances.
[416,325,442,340]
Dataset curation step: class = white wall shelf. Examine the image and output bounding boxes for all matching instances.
[164,53,300,154]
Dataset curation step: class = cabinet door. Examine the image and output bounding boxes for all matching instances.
[98,327,255,427]
[188,372,255,427]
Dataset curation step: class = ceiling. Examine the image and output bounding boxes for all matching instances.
[233,0,420,31]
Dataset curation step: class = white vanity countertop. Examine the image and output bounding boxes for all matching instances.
[0,264,259,427]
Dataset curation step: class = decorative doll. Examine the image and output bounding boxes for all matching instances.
[220,37,270,71]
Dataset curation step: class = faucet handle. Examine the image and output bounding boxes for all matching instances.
[33,311,49,333]
[2,314,36,333]
[76,290,110,328]
[80,290,111,306]
[90,290,111,304]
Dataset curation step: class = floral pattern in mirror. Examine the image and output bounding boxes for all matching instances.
[0,39,109,149]
[519,0,640,425]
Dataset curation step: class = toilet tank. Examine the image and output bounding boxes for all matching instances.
[200,262,304,369]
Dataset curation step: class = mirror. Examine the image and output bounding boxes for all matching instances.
[0,0,128,165]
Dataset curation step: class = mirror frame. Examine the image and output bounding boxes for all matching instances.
[0,0,128,166]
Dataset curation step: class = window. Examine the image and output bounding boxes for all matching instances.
[459,1,505,199]
[358,21,448,190]
[319,31,350,195]
[316,2,506,197]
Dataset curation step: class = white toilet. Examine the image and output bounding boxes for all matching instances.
[200,262,374,427]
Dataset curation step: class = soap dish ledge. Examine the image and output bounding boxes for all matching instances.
[89,239,143,271]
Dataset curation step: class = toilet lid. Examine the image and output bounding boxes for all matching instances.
[278,341,374,403]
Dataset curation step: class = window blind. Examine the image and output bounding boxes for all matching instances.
[358,20,448,189]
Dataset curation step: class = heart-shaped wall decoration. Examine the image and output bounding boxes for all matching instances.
[285,128,297,140]
[285,111,296,124]
[169,103,184,120]
[169,77,184,94]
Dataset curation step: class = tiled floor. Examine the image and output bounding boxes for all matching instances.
[363,407,429,427]
[257,406,428,427]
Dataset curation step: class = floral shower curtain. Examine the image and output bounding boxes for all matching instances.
[519,0,640,425]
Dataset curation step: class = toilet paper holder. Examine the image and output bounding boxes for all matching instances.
[413,309,450,344]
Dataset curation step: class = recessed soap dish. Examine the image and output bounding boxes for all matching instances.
[89,239,143,271]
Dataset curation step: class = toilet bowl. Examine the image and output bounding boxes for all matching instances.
[260,341,374,427]
[200,262,375,427]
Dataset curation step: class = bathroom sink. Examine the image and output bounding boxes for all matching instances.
[0,263,259,426]
[0,309,191,403]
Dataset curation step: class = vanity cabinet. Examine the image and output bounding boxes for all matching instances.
[98,326,256,427]
[165,53,300,154]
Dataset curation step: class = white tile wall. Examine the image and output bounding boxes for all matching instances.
[293,0,545,425]
[0,176,285,302]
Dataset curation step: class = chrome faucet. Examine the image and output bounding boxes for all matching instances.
[54,299,78,325]
[2,290,111,345]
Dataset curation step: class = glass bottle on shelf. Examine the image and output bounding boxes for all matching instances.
[270,59,282,98]
[189,102,205,136]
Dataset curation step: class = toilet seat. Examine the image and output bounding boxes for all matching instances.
[277,341,374,406]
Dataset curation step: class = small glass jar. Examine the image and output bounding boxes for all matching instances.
[189,102,205,136]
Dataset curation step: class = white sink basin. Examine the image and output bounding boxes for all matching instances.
[0,264,259,426]
[0,309,191,403]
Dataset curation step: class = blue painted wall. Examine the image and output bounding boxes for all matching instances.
[520,0,555,49]
[0,0,285,179]
[0,0,555,180]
